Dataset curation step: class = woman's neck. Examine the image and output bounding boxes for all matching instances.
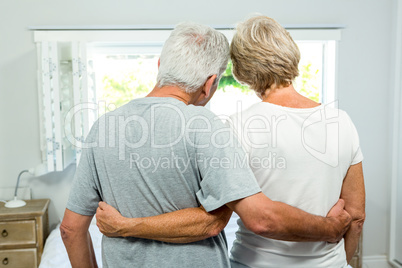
[261,84,320,108]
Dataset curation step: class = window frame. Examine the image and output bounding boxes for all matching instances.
[33,27,342,171]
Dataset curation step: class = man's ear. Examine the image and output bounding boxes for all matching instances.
[158,58,161,69]
[203,74,217,98]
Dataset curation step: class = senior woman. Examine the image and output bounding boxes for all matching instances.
[227,16,365,268]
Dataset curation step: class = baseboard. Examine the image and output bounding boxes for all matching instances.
[363,255,392,268]
[389,259,402,268]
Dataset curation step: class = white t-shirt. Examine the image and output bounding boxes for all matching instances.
[228,102,363,268]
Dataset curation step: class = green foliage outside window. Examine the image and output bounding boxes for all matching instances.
[100,59,321,108]
[99,57,158,108]
[294,63,320,102]
[217,61,250,93]
[101,74,152,108]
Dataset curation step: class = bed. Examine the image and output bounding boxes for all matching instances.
[39,222,103,268]
[39,215,239,268]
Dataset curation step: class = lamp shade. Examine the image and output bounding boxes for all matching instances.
[29,163,48,177]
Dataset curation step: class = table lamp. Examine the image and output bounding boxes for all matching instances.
[5,164,48,208]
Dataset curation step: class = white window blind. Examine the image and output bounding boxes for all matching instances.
[36,41,97,171]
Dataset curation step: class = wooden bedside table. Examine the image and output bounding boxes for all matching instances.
[0,199,49,268]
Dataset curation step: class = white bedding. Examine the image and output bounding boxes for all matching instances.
[39,217,239,268]
[39,223,103,268]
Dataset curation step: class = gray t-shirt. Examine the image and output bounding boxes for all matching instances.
[67,97,261,268]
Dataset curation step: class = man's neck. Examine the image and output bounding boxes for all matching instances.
[147,85,195,105]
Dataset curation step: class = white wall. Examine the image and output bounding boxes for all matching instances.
[0,0,395,262]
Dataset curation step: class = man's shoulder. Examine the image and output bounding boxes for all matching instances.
[186,104,218,118]
[89,98,226,136]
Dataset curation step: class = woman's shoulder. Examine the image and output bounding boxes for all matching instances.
[228,102,266,127]
[322,106,354,123]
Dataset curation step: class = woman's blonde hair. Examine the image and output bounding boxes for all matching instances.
[230,16,300,95]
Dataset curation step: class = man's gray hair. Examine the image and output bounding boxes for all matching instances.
[157,22,230,93]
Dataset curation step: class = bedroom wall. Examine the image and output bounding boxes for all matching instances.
[0,0,394,265]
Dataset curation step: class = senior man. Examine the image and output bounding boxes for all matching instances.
[61,22,351,268]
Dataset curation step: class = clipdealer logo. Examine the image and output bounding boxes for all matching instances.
[301,102,339,167]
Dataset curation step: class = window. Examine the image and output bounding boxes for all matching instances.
[86,40,336,119]
[33,28,340,172]
[89,45,161,115]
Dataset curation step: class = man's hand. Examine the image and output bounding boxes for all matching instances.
[96,202,128,237]
[326,199,352,243]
